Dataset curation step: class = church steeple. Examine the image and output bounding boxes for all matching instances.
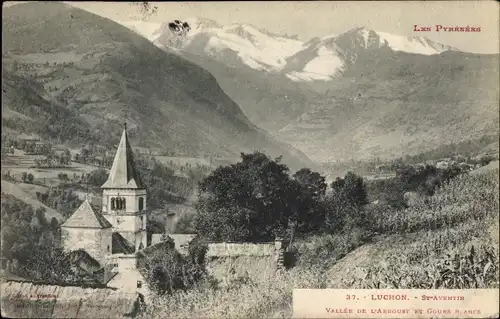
[101,124,145,189]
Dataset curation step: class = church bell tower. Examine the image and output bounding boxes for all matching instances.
[101,123,148,252]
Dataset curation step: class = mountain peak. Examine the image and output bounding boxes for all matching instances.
[183,17,222,32]
[335,26,457,55]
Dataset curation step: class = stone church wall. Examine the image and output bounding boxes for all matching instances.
[61,228,112,266]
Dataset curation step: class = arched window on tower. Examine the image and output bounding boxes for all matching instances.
[121,197,126,210]
[111,198,116,210]
[139,197,144,211]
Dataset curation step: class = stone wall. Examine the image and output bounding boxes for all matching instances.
[205,240,286,286]
[206,256,279,286]
[107,253,138,272]
[0,281,142,318]
[206,242,277,257]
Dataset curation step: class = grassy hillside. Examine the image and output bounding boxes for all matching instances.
[1,70,97,144]
[1,181,62,221]
[140,167,499,318]
[2,2,314,171]
[176,49,315,133]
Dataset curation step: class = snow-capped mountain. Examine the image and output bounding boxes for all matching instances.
[335,27,457,55]
[119,20,459,83]
[119,18,305,72]
[191,23,304,71]
[281,27,459,82]
[115,19,496,165]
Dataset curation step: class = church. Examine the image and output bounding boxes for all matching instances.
[60,125,150,291]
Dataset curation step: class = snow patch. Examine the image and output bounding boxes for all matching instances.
[301,46,344,78]
[375,31,447,55]
[286,71,333,82]
[320,34,337,42]
[361,29,370,48]
[202,25,304,71]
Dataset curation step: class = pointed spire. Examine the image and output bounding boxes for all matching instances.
[101,126,145,189]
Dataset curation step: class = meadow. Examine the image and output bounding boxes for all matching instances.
[2,151,97,187]
[139,167,499,318]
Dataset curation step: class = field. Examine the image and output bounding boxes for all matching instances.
[2,152,98,187]
[155,156,212,168]
[140,167,499,318]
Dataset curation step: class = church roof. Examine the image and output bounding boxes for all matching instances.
[66,249,102,273]
[61,199,112,229]
[112,232,135,254]
[101,127,145,189]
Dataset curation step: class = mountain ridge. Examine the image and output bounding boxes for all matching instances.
[119,18,463,80]
[124,17,499,163]
[2,2,316,171]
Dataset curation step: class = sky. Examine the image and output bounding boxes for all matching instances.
[4,1,500,54]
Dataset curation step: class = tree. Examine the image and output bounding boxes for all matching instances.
[293,168,327,199]
[0,194,69,282]
[12,60,19,72]
[195,152,304,242]
[291,168,328,233]
[50,217,59,230]
[324,172,369,232]
[331,172,368,207]
[35,207,47,227]
[24,244,72,283]
[27,173,34,184]
[173,213,195,234]
[87,168,109,186]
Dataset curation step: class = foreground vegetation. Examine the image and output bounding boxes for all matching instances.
[1,148,497,317]
[140,165,499,318]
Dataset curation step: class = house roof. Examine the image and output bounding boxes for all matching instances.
[101,127,145,189]
[112,232,135,254]
[66,249,102,273]
[61,199,112,229]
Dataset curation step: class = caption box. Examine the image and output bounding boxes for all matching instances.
[293,289,499,318]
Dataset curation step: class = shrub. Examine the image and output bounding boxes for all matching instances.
[139,241,208,296]
[173,213,196,234]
